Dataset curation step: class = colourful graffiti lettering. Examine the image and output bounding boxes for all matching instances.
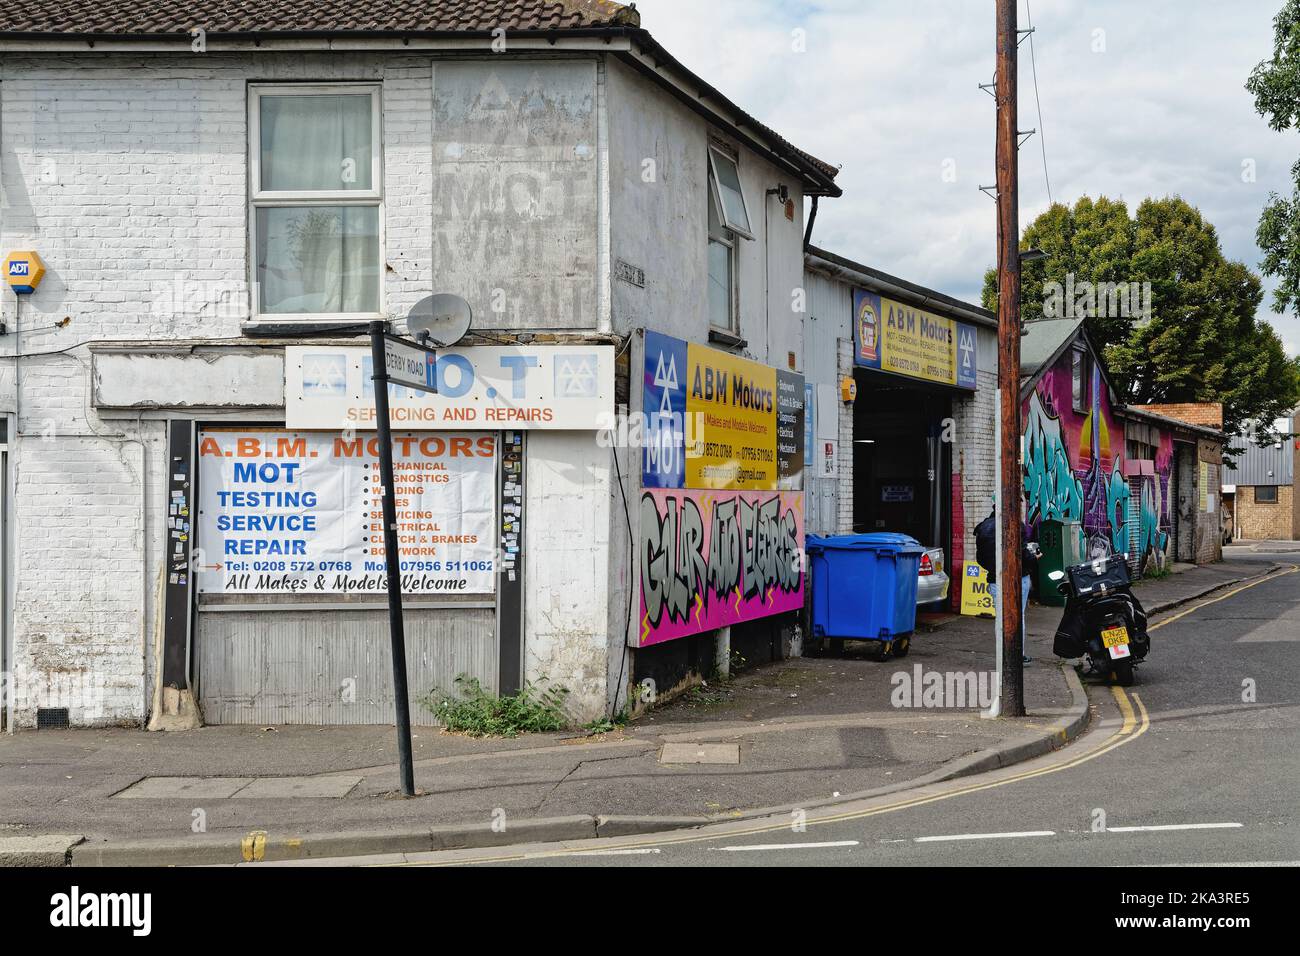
[1024,390,1084,524]
[1106,460,1130,555]
[1022,353,1175,573]
[1138,480,1167,569]
[638,489,804,646]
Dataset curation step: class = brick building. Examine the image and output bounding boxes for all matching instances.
[0,2,840,728]
[1223,411,1300,542]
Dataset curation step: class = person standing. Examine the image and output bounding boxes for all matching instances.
[974,505,1037,664]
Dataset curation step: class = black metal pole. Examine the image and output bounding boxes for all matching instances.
[369,320,416,796]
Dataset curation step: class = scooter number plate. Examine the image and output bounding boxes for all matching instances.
[1102,625,1131,659]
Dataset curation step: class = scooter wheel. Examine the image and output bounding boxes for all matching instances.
[1112,659,1135,687]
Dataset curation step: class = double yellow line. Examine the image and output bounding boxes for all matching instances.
[399,690,1151,867]
[401,569,1292,866]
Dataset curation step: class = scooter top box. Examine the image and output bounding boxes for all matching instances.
[1066,553,1132,594]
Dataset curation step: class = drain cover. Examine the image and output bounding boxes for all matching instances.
[659,743,740,765]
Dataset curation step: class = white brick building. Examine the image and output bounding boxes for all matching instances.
[0,2,840,729]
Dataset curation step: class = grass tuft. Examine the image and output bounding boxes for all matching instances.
[422,675,570,738]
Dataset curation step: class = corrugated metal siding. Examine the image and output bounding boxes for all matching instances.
[803,270,852,535]
[196,607,496,725]
[1224,442,1293,486]
[804,270,852,384]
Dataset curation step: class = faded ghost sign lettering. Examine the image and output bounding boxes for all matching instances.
[637,489,804,646]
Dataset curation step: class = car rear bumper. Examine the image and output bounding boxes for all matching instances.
[917,570,950,606]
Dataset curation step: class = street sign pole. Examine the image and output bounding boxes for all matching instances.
[368,319,416,797]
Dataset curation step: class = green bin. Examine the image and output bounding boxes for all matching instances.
[1036,519,1083,607]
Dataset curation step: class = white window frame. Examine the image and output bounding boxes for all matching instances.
[248,83,384,323]
[1071,347,1088,413]
[707,146,755,241]
[708,177,739,333]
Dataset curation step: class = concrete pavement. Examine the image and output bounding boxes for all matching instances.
[0,558,1281,866]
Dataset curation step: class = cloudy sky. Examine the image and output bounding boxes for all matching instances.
[635,0,1300,357]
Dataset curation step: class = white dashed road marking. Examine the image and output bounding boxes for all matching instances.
[711,840,860,852]
[914,830,1056,843]
[1105,823,1243,833]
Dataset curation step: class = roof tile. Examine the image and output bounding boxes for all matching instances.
[0,0,638,35]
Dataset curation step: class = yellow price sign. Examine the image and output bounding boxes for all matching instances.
[960,561,995,618]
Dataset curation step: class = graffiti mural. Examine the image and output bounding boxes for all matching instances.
[1135,434,1174,572]
[1024,389,1085,526]
[1022,347,1174,572]
[1106,462,1130,555]
[637,489,804,646]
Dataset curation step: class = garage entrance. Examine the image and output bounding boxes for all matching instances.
[851,370,952,551]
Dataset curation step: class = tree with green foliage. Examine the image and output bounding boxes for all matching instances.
[982,195,1300,442]
[1247,0,1300,317]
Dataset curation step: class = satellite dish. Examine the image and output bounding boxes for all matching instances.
[406,293,472,347]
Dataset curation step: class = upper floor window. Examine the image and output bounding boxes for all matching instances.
[1071,347,1088,413]
[707,147,753,239]
[249,84,382,320]
[708,178,737,332]
[706,147,752,333]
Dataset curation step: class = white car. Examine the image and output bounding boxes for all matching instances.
[916,546,950,606]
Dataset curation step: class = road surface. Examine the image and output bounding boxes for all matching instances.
[266,561,1300,868]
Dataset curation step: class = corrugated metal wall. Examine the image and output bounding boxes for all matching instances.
[1224,441,1294,486]
[803,269,852,535]
[196,606,496,725]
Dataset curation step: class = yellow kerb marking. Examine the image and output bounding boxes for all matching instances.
[1111,686,1136,735]
[241,830,267,863]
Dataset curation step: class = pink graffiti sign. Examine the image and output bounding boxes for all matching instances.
[637,489,805,646]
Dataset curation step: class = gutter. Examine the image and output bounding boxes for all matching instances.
[804,249,996,328]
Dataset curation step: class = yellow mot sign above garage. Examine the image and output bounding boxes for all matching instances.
[853,289,978,391]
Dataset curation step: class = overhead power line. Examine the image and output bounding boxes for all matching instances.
[1025,0,1053,205]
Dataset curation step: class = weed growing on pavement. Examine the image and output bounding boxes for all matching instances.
[423,676,570,738]
[583,709,631,736]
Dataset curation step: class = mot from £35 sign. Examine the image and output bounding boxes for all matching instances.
[196,430,496,595]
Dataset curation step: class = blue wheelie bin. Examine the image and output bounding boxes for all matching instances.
[806,533,926,660]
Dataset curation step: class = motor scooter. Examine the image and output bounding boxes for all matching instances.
[1048,552,1149,686]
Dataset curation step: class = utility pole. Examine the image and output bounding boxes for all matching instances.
[995,0,1025,716]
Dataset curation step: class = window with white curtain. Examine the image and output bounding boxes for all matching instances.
[249,85,382,320]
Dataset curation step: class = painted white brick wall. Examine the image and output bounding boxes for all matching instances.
[836,337,855,533]
[0,53,445,726]
[0,53,441,344]
[0,49,798,726]
[953,368,999,558]
[7,426,165,726]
